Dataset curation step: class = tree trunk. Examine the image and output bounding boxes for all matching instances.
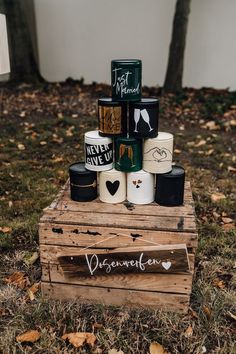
[163,0,191,92]
[0,0,44,83]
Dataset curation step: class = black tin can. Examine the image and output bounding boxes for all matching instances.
[69,162,97,202]
[111,59,142,101]
[155,165,185,206]
[129,98,159,138]
[115,137,142,172]
[98,98,127,136]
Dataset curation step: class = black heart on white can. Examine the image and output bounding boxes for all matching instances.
[99,169,126,203]
[85,131,113,171]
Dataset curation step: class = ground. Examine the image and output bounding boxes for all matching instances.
[0,82,235,353]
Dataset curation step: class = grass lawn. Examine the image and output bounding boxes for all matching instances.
[0,82,235,353]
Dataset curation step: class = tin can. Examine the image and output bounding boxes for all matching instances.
[99,168,126,203]
[115,137,142,172]
[111,59,142,101]
[155,165,185,206]
[143,132,174,174]
[98,98,127,136]
[129,98,159,138]
[127,170,155,204]
[69,162,97,202]
[85,130,113,171]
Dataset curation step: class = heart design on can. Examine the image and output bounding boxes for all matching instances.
[106,180,120,196]
[161,261,172,270]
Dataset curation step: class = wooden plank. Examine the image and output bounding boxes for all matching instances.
[57,245,190,275]
[40,210,196,232]
[41,282,190,312]
[41,263,193,294]
[40,245,190,276]
[39,223,198,249]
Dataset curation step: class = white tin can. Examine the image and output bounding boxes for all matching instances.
[127,170,155,204]
[143,132,174,174]
[85,130,113,171]
[99,169,126,203]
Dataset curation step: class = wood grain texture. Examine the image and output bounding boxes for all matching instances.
[41,263,193,294]
[40,210,196,232]
[39,223,198,249]
[41,281,190,312]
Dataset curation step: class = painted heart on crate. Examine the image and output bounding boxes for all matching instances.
[106,180,120,196]
[161,261,172,270]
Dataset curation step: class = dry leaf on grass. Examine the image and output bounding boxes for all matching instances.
[149,342,168,354]
[92,322,103,330]
[62,332,96,348]
[212,278,225,289]
[23,251,39,265]
[4,271,30,289]
[221,217,233,224]
[195,140,206,147]
[202,121,220,130]
[184,325,193,338]
[228,166,236,173]
[222,223,235,231]
[17,143,25,150]
[227,311,236,321]
[0,226,12,233]
[16,330,41,343]
[27,283,40,301]
[210,193,226,203]
[203,305,212,319]
[108,349,125,354]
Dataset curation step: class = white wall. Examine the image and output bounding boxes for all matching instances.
[0,14,10,75]
[34,0,236,89]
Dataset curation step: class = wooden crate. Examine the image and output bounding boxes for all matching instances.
[39,180,198,313]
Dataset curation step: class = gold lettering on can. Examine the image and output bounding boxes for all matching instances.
[99,106,122,134]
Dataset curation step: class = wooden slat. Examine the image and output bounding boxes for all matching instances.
[40,211,196,232]
[40,244,195,273]
[41,263,193,294]
[41,282,190,312]
[39,223,198,249]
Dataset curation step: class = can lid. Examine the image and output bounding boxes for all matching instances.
[85,130,112,143]
[116,137,141,145]
[130,98,159,107]
[100,168,124,177]
[69,162,95,175]
[111,59,141,66]
[158,165,185,178]
[128,169,152,176]
[98,98,124,107]
[146,132,173,142]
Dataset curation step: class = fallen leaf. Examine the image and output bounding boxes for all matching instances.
[149,342,168,354]
[16,330,41,343]
[184,325,193,338]
[222,223,235,231]
[8,201,13,208]
[40,141,47,146]
[211,193,226,203]
[195,140,206,147]
[108,349,125,354]
[228,166,236,173]
[203,305,212,319]
[221,217,233,224]
[205,148,214,156]
[52,157,64,163]
[24,251,39,265]
[62,332,96,348]
[202,121,220,130]
[17,143,25,151]
[174,149,181,154]
[0,226,12,233]
[19,111,26,118]
[189,307,198,319]
[27,283,40,301]
[5,271,30,289]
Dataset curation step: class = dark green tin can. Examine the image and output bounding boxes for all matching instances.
[111,59,142,101]
[115,137,142,172]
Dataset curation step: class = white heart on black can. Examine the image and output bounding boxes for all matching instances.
[143,132,174,174]
[99,169,126,203]
[85,131,113,171]
[127,170,155,204]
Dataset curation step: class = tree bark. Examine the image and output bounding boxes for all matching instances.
[163,0,191,92]
[0,0,44,83]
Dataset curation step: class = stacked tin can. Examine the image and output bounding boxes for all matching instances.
[69,59,185,206]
